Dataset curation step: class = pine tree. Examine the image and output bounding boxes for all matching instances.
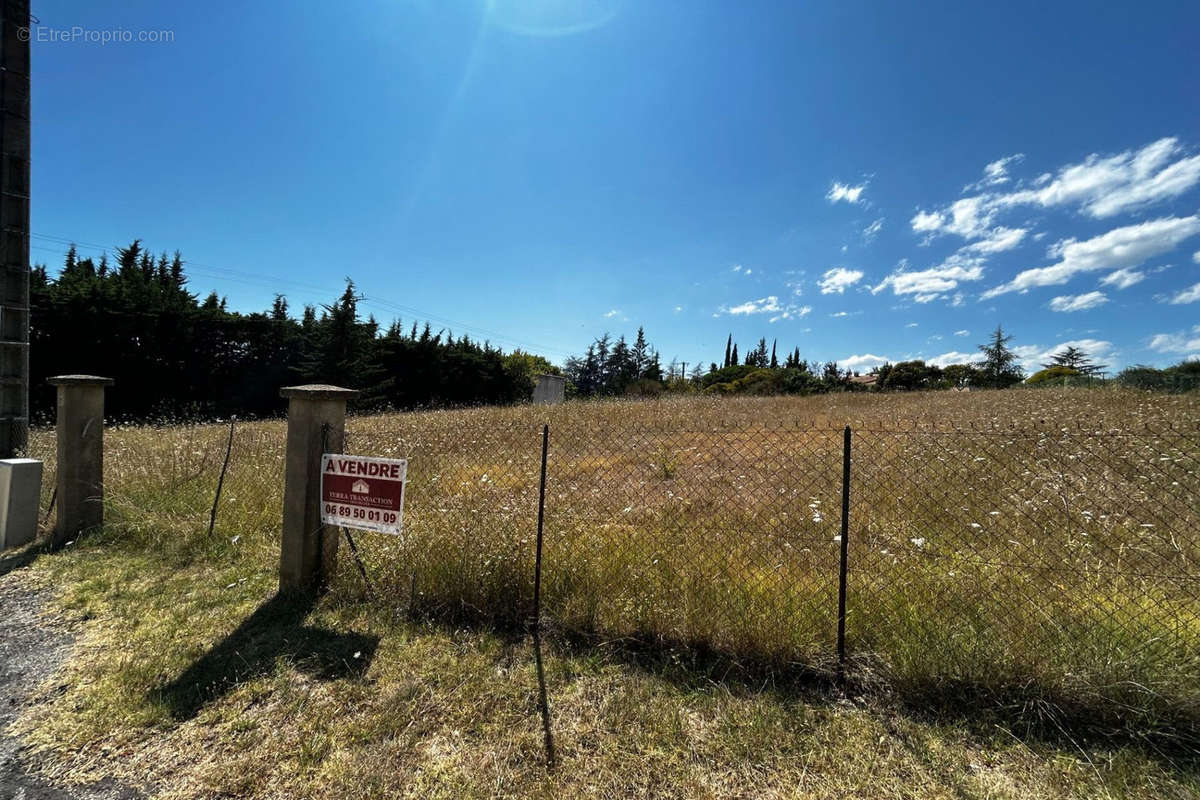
[1043,345,1107,376]
[644,351,663,382]
[724,334,732,368]
[977,325,1024,388]
[632,326,651,377]
[156,252,170,287]
[170,251,186,291]
[730,342,738,365]
[746,338,768,367]
[115,240,142,281]
[770,339,778,369]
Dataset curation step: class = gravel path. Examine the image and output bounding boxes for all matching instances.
[0,553,141,800]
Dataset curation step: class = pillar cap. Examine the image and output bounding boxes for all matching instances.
[47,375,114,387]
[280,384,360,400]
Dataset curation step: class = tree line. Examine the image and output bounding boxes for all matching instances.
[32,241,1196,419]
[565,325,1033,397]
[566,325,1198,396]
[30,241,557,420]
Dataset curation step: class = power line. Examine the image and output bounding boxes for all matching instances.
[30,233,574,358]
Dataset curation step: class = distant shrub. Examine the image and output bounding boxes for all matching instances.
[776,368,824,395]
[1115,363,1200,392]
[1026,366,1082,386]
[728,369,780,395]
[625,378,665,398]
[699,364,759,389]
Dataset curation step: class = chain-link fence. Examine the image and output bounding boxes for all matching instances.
[342,416,1198,716]
[848,425,1198,705]
[24,413,1198,717]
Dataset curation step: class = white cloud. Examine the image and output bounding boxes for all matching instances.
[913,138,1200,244]
[911,209,944,234]
[818,267,864,294]
[830,311,851,318]
[720,296,811,322]
[1049,291,1108,312]
[954,329,970,337]
[967,154,1025,190]
[603,309,621,318]
[927,350,978,368]
[1194,250,1200,264]
[910,195,996,239]
[724,296,780,315]
[840,353,890,370]
[872,261,986,302]
[905,322,919,328]
[961,226,1029,254]
[863,218,884,241]
[1100,267,1145,290]
[731,264,743,272]
[673,305,683,313]
[981,215,1200,298]
[1168,282,1200,304]
[827,181,866,204]
[1000,137,1200,219]
[1149,326,1200,353]
[769,305,812,323]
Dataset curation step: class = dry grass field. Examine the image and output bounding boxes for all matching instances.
[10,387,1200,798]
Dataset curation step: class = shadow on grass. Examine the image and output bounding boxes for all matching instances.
[889,677,1200,776]
[0,544,41,577]
[544,627,1200,781]
[154,592,380,721]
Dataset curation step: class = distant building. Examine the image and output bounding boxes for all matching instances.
[533,373,566,405]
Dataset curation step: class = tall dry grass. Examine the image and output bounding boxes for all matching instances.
[25,387,1200,724]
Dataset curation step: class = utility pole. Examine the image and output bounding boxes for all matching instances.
[0,0,30,457]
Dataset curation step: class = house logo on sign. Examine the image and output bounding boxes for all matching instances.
[351,479,370,494]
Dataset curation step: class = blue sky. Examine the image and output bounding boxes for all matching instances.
[30,0,1200,373]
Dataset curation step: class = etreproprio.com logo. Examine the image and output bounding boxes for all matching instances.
[18,25,175,44]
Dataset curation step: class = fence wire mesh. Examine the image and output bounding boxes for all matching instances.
[544,423,841,665]
[849,425,1199,708]
[24,411,1198,716]
[343,421,544,624]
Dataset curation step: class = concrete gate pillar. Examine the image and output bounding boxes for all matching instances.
[279,384,359,595]
[47,375,113,547]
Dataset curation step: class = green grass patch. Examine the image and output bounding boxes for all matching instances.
[8,521,1199,799]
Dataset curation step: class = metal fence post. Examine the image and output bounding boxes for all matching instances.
[206,416,236,538]
[47,375,113,548]
[837,424,851,678]
[534,423,549,628]
[532,422,555,768]
[279,384,358,595]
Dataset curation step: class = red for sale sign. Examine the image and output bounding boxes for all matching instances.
[320,454,408,535]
